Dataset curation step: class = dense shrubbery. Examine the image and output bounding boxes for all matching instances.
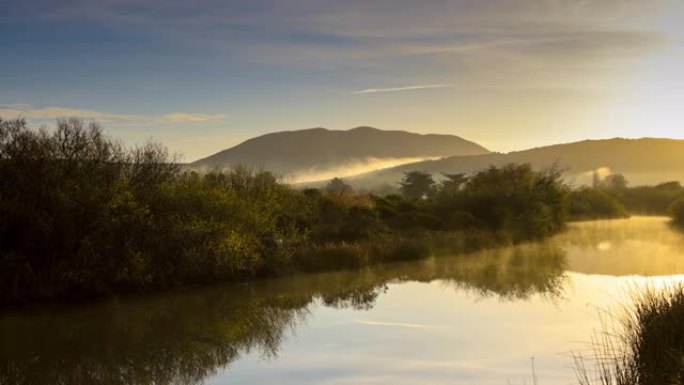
[622,182,684,214]
[0,119,308,302]
[568,175,684,221]
[0,118,570,304]
[456,164,567,238]
[669,197,684,226]
[568,187,628,220]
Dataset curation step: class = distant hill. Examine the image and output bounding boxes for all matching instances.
[347,138,684,188]
[191,126,489,182]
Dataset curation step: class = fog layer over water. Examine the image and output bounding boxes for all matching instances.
[2,217,683,385]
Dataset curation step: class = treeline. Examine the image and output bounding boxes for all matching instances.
[0,119,569,304]
[567,173,684,221]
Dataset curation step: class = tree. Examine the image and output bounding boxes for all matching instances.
[324,177,354,199]
[439,173,468,194]
[399,171,436,200]
[460,164,567,237]
[602,174,628,190]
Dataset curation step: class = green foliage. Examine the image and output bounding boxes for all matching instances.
[586,174,683,216]
[323,177,354,199]
[399,170,436,200]
[458,164,568,238]
[603,173,629,190]
[622,182,684,215]
[569,187,628,220]
[438,173,467,195]
[669,197,684,225]
[0,119,307,303]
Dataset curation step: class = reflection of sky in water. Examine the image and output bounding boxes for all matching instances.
[209,217,684,385]
[214,273,684,385]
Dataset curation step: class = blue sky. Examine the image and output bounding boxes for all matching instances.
[2,0,684,160]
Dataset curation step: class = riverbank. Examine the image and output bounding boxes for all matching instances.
[0,119,568,306]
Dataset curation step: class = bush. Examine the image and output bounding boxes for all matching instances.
[669,197,684,225]
[457,164,568,238]
[0,119,307,303]
[621,182,684,215]
[569,187,628,220]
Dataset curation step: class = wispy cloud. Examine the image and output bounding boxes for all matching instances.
[0,105,226,125]
[352,84,451,94]
[161,112,226,123]
[0,106,140,123]
[0,103,35,110]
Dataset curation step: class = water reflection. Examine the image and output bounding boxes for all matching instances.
[3,217,684,385]
[560,216,684,276]
[0,241,567,385]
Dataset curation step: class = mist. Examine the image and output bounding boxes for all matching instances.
[286,156,439,184]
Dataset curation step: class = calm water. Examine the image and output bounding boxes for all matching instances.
[3,217,684,385]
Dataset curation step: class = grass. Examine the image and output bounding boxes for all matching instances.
[574,283,684,385]
[292,230,515,273]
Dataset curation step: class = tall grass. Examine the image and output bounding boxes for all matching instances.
[574,283,684,385]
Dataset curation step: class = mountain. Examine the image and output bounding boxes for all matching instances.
[348,138,684,188]
[191,126,489,182]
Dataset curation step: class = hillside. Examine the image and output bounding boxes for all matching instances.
[190,126,489,182]
[347,138,684,188]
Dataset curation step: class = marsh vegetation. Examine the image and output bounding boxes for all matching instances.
[574,284,684,385]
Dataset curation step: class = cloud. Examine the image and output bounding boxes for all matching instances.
[0,103,35,110]
[0,105,226,125]
[0,106,140,122]
[7,0,670,87]
[353,84,450,94]
[161,112,226,123]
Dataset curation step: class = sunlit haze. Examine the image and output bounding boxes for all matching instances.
[2,0,684,160]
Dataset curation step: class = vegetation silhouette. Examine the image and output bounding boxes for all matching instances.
[574,284,684,385]
[569,174,684,221]
[399,170,436,200]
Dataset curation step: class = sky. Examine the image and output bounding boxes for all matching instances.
[1,0,684,161]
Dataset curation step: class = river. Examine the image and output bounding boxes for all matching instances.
[2,216,684,384]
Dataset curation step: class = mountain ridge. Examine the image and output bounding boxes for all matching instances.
[343,137,684,187]
[191,126,489,181]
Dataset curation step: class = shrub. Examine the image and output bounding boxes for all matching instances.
[669,197,684,225]
[569,187,628,220]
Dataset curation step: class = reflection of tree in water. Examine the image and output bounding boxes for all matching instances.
[559,217,684,276]
[369,242,567,301]
[0,242,566,385]
[0,287,308,385]
[444,244,567,300]
[560,217,684,252]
